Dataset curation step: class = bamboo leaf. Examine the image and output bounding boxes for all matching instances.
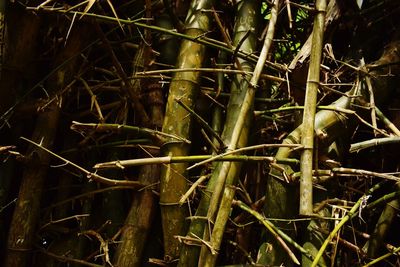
[80,0,96,19]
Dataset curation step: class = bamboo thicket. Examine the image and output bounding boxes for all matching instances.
[1,0,400,266]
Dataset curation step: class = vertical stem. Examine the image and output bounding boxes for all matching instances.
[299,0,327,216]
[201,1,280,266]
[113,11,173,265]
[179,1,261,265]
[159,0,214,260]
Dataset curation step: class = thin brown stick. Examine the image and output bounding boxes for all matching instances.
[39,249,102,267]
[20,137,143,188]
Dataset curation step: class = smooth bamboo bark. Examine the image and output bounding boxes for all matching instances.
[299,0,327,216]
[159,0,214,260]
[178,1,260,265]
[113,161,160,266]
[201,1,280,266]
[113,16,177,265]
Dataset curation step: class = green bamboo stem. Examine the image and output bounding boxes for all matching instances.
[158,0,215,260]
[133,67,286,82]
[211,52,225,149]
[94,155,299,169]
[362,58,378,135]
[260,20,400,267]
[202,1,281,266]
[206,91,289,104]
[362,246,400,267]
[310,182,385,267]
[254,105,355,115]
[255,104,388,136]
[350,137,400,153]
[234,200,305,265]
[179,2,261,265]
[291,167,400,183]
[114,17,172,261]
[366,189,400,210]
[260,94,356,265]
[375,106,400,136]
[332,167,400,182]
[299,0,327,216]
[188,143,302,170]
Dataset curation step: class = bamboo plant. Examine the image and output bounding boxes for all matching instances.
[179,0,265,265]
[159,0,215,261]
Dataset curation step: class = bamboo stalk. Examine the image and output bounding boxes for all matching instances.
[114,13,179,265]
[363,246,400,267]
[350,136,400,152]
[311,182,385,267]
[259,94,357,265]
[255,104,388,136]
[201,1,281,266]
[133,67,286,82]
[179,1,261,265]
[159,0,215,260]
[94,155,299,169]
[234,200,316,264]
[299,0,327,216]
[375,106,400,136]
[188,144,301,170]
[366,189,400,210]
